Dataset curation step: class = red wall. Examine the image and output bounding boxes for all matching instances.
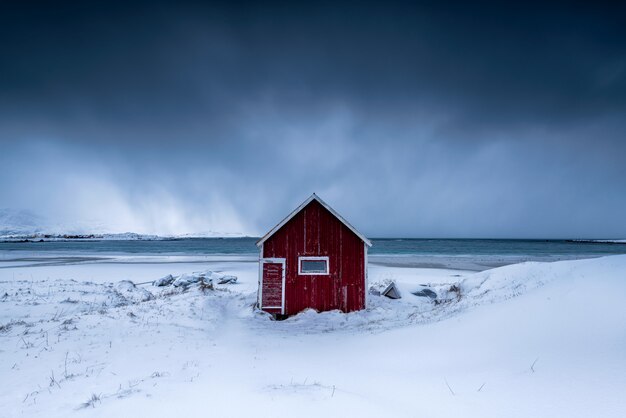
[262,199,366,315]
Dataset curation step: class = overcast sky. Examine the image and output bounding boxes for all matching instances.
[1,1,625,238]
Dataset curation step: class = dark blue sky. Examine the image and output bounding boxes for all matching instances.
[1,1,625,237]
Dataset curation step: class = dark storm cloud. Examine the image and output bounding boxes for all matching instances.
[3,1,625,132]
[0,1,625,237]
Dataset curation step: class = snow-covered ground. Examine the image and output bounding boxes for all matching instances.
[1,255,625,417]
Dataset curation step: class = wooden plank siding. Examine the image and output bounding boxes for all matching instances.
[261,262,283,308]
[262,199,366,315]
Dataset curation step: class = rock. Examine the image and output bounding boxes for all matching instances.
[153,271,238,288]
[153,274,175,287]
[172,273,203,288]
[115,280,154,303]
[207,272,224,281]
[412,288,437,299]
[217,275,237,284]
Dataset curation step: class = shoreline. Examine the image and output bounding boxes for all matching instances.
[0,252,608,273]
[0,252,609,287]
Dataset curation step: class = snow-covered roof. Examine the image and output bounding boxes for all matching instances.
[256,193,372,248]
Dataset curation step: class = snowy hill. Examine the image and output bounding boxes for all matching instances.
[0,208,246,240]
[0,208,47,236]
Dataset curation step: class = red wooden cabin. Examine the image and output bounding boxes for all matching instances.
[256,194,372,316]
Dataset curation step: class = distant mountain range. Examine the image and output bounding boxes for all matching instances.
[0,208,247,241]
[0,208,48,236]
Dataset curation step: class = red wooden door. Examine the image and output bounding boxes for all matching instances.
[261,260,285,313]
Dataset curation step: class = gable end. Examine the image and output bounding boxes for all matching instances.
[256,194,372,248]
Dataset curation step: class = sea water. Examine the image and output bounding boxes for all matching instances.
[0,238,625,258]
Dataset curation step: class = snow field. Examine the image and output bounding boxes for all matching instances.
[1,255,625,417]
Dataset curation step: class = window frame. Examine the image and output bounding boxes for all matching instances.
[298,256,330,275]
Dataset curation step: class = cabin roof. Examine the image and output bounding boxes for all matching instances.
[256,193,372,248]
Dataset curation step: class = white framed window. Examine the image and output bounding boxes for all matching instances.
[298,256,329,275]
